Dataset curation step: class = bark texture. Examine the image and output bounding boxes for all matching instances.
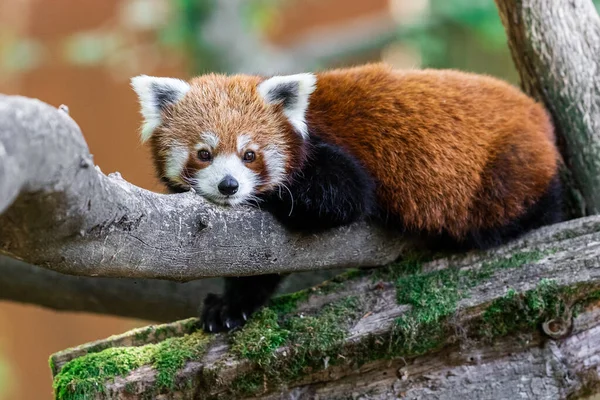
[0,255,219,321]
[0,255,343,321]
[49,215,600,399]
[0,95,404,282]
[494,0,600,215]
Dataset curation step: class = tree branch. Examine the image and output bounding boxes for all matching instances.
[0,255,345,321]
[0,95,404,282]
[494,0,600,215]
[49,214,600,399]
[0,255,219,321]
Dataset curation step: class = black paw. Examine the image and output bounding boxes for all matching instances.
[200,293,252,333]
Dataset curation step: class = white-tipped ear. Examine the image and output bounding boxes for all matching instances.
[257,73,316,139]
[130,75,190,142]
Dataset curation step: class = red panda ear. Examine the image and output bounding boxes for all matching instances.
[130,75,190,143]
[257,73,317,140]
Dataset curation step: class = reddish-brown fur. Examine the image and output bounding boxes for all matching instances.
[152,63,559,241]
[306,63,559,238]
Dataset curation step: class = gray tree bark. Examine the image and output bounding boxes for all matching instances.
[0,255,343,321]
[0,255,219,321]
[494,0,600,216]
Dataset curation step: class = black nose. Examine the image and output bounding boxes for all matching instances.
[218,175,239,196]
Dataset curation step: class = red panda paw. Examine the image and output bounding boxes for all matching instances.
[200,293,249,333]
[200,275,284,333]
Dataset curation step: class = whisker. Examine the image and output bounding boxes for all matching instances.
[278,183,294,216]
[245,195,264,211]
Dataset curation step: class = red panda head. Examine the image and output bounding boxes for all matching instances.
[131,72,316,206]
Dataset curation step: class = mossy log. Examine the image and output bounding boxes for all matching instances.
[50,215,600,399]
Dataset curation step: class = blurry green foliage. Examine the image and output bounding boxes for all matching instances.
[432,0,507,48]
[241,0,284,32]
[400,0,600,81]
[396,0,518,82]
[163,0,600,79]
[158,0,222,73]
[0,37,43,72]
[63,33,121,66]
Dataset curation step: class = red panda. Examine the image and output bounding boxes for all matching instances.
[131,62,562,332]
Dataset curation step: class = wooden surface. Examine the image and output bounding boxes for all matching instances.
[50,215,600,398]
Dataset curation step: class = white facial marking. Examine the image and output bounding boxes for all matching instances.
[193,154,259,205]
[237,134,251,153]
[263,144,287,186]
[257,73,317,140]
[200,132,219,149]
[130,75,190,143]
[165,144,190,180]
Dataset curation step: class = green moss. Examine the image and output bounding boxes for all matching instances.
[268,268,372,315]
[283,297,359,378]
[551,222,600,242]
[376,253,427,281]
[229,249,551,396]
[468,250,549,282]
[124,382,136,394]
[269,290,311,315]
[82,342,111,356]
[153,325,179,342]
[53,332,211,400]
[230,371,265,398]
[49,357,56,376]
[53,347,145,400]
[583,289,600,303]
[153,334,208,389]
[479,279,571,338]
[231,308,288,366]
[52,248,565,399]
[134,327,152,343]
[335,268,367,281]
[394,267,462,354]
[385,250,549,357]
[229,297,362,397]
[381,250,568,359]
[315,268,368,295]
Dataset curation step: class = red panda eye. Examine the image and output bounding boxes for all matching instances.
[198,150,212,162]
[243,151,256,162]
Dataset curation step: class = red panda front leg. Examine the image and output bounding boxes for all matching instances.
[201,274,283,332]
[262,140,377,232]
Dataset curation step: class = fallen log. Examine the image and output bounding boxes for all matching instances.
[49,215,600,399]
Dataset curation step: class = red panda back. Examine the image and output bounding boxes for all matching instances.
[307,63,559,239]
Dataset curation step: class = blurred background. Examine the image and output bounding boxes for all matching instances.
[0,0,599,398]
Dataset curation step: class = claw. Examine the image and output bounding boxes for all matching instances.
[209,324,213,332]
[225,320,231,329]
[242,312,248,321]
